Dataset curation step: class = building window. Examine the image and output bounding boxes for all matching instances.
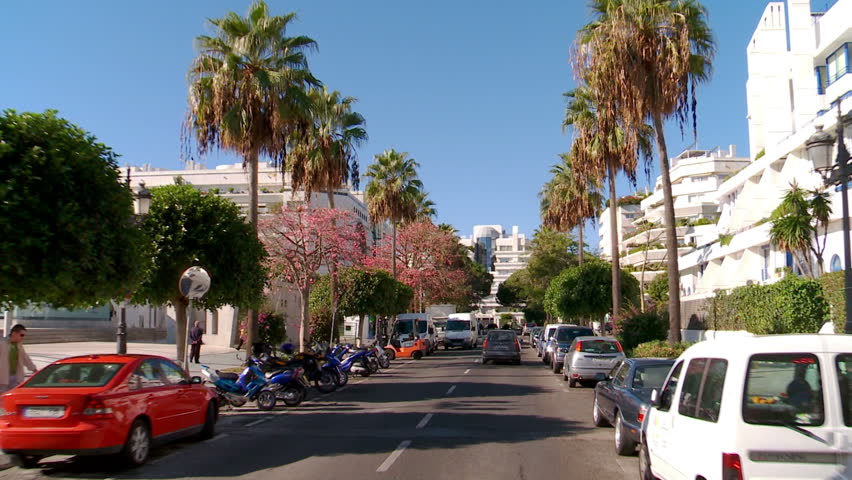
[827,43,851,85]
[831,254,842,272]
[761,245,770,281]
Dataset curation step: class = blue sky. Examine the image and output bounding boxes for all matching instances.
[2,1,793,249]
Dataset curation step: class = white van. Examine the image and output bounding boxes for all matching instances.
[641,334,852,480]
[445,313,479,349]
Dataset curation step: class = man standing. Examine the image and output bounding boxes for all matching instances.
[189,320,204,364]
[0,324,37,392]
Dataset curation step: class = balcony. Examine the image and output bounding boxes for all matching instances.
[622,247,694,267]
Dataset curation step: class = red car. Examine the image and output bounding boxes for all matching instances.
[0,354,217,468]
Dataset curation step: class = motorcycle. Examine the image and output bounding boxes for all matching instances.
[262,366,310,407]
[372,342,391,369]
[200,363,276,411]
[257,344,338,394]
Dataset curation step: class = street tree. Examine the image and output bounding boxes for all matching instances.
[770,183,832,278]
[647,271,669,307]
[364,149,423,279]
[364,220,469,312]
[185,0,318,351]
[576,0,715,342]
[259,206,363,351]
[134,184,266,362]
[545,261,640,324]
[0,110,148,310]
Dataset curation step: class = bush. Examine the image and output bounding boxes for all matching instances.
[632,340,692,359]
[819,271,844,333]
[616,308,668,351]
[703,275,829,334]
[240,311,287,347]
[647,273,669,306]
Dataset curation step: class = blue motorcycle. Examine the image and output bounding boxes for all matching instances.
[262,366,309,407]
[200,363,276,411]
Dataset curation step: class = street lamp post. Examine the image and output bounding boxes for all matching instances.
[117,173,152,354]
[806,100,851,333]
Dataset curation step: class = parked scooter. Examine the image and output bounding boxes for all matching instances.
[200,363,276,411]
[262,366,309,407]
[257,344,338,393]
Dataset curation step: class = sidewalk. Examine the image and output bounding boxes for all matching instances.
[1,342,246,470]
[24,341,246,377]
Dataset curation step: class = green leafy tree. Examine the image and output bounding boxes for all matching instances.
[134,184,267,361]
[576,0,716,342]
[647,272,669,306]
[496,281,522,308]
[185,0,317,352]
[770,183,832,278]
[545,261,640,323]
[0,110,148,309]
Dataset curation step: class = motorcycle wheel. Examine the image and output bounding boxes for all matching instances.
[281,385,303,407]
[379,356,390,369]
[256,390,276,411]
[384,348,396,360]
[335,369,349,387]
[359,359,371,377]
[369,358,379,374]
[316,371,337,393]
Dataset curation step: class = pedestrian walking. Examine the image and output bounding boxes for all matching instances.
[189,320,204,364]
[0,324,37,392]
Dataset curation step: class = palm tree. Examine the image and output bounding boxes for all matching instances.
[364,149,423,279]
[185,0,318,351]
[576,0,715,342]
[412,190,438,222]
[539,151,602,265]
[770,183,833,278]
[563,85,652,321]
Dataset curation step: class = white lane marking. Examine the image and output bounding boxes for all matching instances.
[464,369,471,374]
[445,385,456,395]
[376,440,412,472]
[415,413,433,429]
[245,417,269,427]
[209,433,229,442]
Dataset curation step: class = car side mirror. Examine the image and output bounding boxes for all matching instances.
[191,376,203,384]
[650,389,660,407]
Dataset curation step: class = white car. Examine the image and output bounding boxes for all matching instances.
[640,334,852,480]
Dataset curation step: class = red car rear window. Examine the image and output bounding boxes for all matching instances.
[23,363,125,388]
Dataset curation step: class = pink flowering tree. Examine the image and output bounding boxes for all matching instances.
[365,221,469,311]
[259,205,364,351]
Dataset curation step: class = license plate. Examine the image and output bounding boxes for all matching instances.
[23,406,66,419]
[493,345,509,351]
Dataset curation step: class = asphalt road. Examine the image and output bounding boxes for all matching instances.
[1,345,638,480]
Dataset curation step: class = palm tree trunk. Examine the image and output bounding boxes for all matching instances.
[652,112,682,343]
[578,223,585,265]
[327,189,340,344]
[245,150,260,357]
[608,161,622,323]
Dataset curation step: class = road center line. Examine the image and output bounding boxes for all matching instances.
[464,369,470,374]
[445,385,456,395]
[416,413,433,429]
[376,440,412,472]
[245,417,269,427]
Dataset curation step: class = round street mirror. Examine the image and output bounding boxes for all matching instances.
[179,266,211,299]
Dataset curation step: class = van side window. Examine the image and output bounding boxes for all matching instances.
[698,359,727,422]
[743,353,823,426]
[658,361,683,412]
[836,354,852,426]
[679,359,707,417]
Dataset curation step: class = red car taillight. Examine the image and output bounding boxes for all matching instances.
[483,339,489,349]
[637,405,647,424]
[514,339,521,351]
[82,397,114,419]
[575,341,584,352]
[615,341,623,352]
[722,453,743,480]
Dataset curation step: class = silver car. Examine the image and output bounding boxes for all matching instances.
[562,336,625,388]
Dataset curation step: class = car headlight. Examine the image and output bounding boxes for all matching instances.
[546,345,554,352]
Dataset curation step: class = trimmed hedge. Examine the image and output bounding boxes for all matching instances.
[616,308,668,351]
[703,275,828,334]
[819,271,844,333]
[632,340,692,358]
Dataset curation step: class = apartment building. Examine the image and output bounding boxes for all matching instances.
[678,0,852,324]
[460,225,530,320]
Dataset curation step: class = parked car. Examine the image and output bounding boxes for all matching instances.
[481,330,521,365]
[562,336,625,387]
[640,334,852,480]
[538,324,561,362]
[549,326,594,374]
[0,354,217,468]
[592,358,674,456]
[526,327,543,347]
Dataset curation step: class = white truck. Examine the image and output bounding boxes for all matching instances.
[395,313,437,354]
[444,313,479,350]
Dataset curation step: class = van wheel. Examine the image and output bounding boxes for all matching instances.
[11,454,42,469]
[615,413,637,455]
[120,419,151,467]
[639,441,657,480]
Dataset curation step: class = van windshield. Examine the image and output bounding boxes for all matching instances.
[743,353,824,426]
[447,320,470,331]
[395,321,414,335]
[417,321,427,333]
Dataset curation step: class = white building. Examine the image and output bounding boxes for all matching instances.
[678,0,852,327]
[125,161,387,349]
[598,202,643,260]
[460,225,530,322]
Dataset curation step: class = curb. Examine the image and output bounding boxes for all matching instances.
[0,454,12,471]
